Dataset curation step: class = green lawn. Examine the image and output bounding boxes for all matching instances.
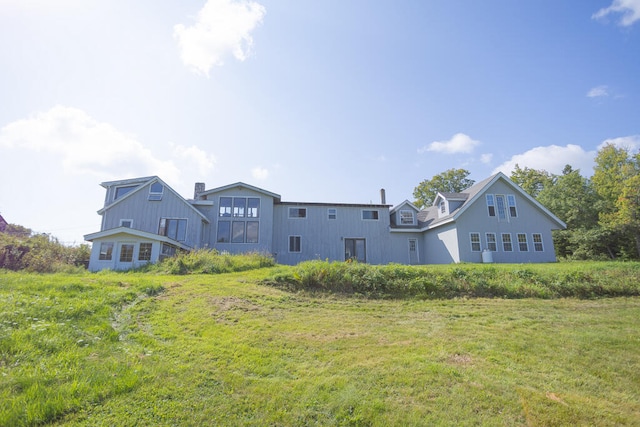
[1,268,640,426]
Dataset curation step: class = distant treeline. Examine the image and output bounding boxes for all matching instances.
[0,223,90,273]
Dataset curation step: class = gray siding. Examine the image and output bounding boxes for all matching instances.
[424,223,459,264]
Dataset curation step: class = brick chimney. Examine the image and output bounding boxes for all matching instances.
[194,182,205,199]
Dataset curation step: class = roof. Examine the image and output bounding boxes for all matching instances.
[198,182,281,201]
[84,226,193,250]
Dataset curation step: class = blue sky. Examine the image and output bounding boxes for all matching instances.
[1,0,639,244]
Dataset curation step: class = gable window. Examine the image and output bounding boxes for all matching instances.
[289,207,307,218]
[232,221,245,243]
[517,233,528,251]
[328,208,337,220]
[399,210,414,225]
[120,219,133,228]
[486,195,495,217]
[507,195,517,217]
[217,221,231,243]
[149,182,163,201]
[362,210,379,220]
[440,201,446,214]
[219,197,232,217]
[289,235,301,252]
[470,232,481,252]
[99,242,114,260]
[138,243,152,261]
[501,233,513,252]
[496,195,507,220]
[486,233,497,251]
[119,244,134,262]
[233,198,246,217]
[533,233,544,252]
[247,198,260,218]
[115,185,137,200]
[159,218,187,242]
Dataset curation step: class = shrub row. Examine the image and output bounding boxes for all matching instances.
[263,260,640,299]
[148,249,275,274]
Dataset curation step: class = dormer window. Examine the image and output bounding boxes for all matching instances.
[440,201,446,214]
[114,185,136,200]
[148,182,163,201]
[399,210,414,225]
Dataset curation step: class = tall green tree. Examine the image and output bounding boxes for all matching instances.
[413,169,474,209]
[592,144,640,258]
[510,164,554,198]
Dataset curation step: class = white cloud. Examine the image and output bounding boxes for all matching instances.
[0,105,180,181]
[597,134,640,150]
[170,143,216,176]
[174,0,266,76]
[492,144,595,176]
[418,133,480,154]
[480,153,493,164]
[252,166,269,180]
[587,85,609,98]
[593,0,640,26]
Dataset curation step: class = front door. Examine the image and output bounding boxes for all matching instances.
[345,238,366,262]
[408,239,419,264]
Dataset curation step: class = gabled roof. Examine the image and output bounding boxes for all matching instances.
[434,192,468,204]
[390,200,421,214]
[198,182,281,201]
[84,226,193,250]
[97,176,209,223]
[397,172,566,232]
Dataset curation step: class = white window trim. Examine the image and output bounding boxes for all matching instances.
[485,232,497,252]
[532,233,544,252]
[469,232,481,252]
[361,209,379,220]
[399,210,415,225]
[501,233,513,252]
[120,219,134,228]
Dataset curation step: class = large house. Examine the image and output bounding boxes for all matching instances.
[84,173,566,271]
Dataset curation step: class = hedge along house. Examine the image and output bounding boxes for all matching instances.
[84,173,566,271]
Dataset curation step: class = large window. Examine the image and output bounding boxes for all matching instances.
[232,222,245,243]
[517,233,528,251]
[159,218,187,241]
[289,235,301,252]
[247,198,260,218]
[217,218,260,244]
[289,207,307,218]
[496,195,507,220]
[486,233,497,251]
[470,233,481,252]
[533,233,544,252]
[233,198,246,217]
[362,210,379,220]
[115,185,136,200]
[119,244,134,262]
[138,243,152,261]
[501,233,513,252]
[99,242,113,260]
[219,197,232,217]
[246,221,259,243]
[217,221,231,243]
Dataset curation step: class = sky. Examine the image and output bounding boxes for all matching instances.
[1,0,639,245]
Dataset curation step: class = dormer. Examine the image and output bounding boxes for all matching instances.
[390,200,420,227]
[434,192,468,218]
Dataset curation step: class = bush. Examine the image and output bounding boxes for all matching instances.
[150,249,275,275]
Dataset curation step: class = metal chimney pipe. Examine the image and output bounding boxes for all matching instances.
[380,188,386,205]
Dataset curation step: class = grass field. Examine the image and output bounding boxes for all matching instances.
[1,264,640,426]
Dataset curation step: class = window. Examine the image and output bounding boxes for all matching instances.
[160,243,176,260]
[345,238,366,262]
[399,210,414,225]
[246,221,259,243]
[149,182,163,201]
[486,195,495,217]
[486,233,497,251]
[119,244,134,262]
[115,185,136,200]
[217,221,231,243]
[99,242,113,260]
[247,198,260,218]
[533,233,544,252]
[138,243,152,261]
[159,218,187,241]
[362,210,379,220]
[496,195,507,220]
[440,201,446,214]
[289,235,301,252]
[507,195,517,217]
[219,197,232,217]
[470,233,481,252]
[517,233,528,251]
[328,208,337,220]
[232,221,245,243]
[120,219,133,228]
[289,207,307,218]
[502,233,513,252]
[233,198,246,217]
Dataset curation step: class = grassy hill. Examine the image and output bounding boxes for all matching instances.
[1,262,640,426]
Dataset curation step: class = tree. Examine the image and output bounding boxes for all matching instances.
[413,169,475,209]
[592,144,640,258]
[510,164,554,198]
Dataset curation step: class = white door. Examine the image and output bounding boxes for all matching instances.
[408,239,419,265]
